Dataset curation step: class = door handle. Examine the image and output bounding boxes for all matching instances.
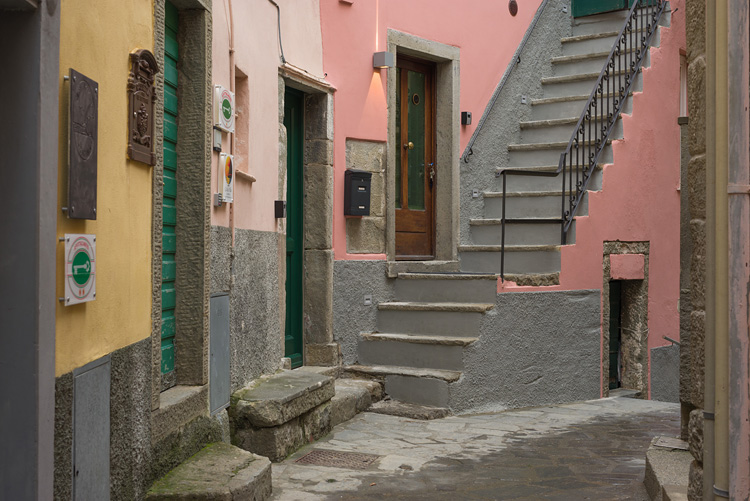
[403,141,414,150]
[429,163,435,189]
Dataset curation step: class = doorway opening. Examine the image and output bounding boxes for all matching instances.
[608,280,623,390]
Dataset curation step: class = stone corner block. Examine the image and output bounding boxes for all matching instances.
[305,343,342,367]
[346,216,386,254]
[345,139,385,173]
[230,370,334,428]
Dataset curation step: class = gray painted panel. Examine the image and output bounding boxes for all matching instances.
[650,344,679,403]
[210,293,231,414]
[73,356,110,501]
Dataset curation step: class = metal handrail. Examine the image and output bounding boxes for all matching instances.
[499,0,667,280]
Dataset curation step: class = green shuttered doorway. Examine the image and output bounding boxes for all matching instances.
[161,1,178,381]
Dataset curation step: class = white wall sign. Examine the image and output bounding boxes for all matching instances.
[220,153,234,203]
[214,85,235,133]
[64,234,96,305]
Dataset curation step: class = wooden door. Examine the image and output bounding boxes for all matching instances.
[572,0,628,17]
[284,88,304,368]
[395,57,436,260]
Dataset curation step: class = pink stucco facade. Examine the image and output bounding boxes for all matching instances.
[320,0,544,260]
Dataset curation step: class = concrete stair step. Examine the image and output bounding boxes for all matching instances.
[541,69,642,99]
[493,166,603,193]
[146,442,272,500]
[531,93,633,120]
[358,332,476,372]
[343,365,458,408]
[459,244,562,275]
[376,301,493,336]
[571,9,631,37]
[229,370,335,462]
[469,218,575,246]
[561,28,655,57]
[520,117,623,149]
[394,272,498,303]
[644,436,692,501]
[483,191,589,219]
[507,140,613,167]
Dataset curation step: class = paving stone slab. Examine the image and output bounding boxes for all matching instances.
[146,442,271,500]
[367,399,451,420]
[231,370,334,428]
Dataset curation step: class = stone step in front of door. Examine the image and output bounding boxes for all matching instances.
[376,301,494,336]
[358,332,478,372]
[394,272,498,303]
[146,442,272,501]
[229,370,335,462]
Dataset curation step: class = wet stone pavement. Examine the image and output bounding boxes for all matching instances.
[271,397,679,500]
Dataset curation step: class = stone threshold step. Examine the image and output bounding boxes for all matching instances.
[502,272,561,286]
[361,332,479,347]
[146,442,272,500]
[344,364,462,383]
[397,272,498,280]
[367,399,451,420]
[644,436,691,501]
[378,301,494,313]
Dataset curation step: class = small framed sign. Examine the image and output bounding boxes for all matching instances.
[64,234,96,306]
[214,85,235,133]
[219,153,234,203]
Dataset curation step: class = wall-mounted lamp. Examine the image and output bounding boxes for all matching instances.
[509,0,518,16]
[373,51,395,69]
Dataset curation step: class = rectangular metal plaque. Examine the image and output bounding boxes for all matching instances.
[210,293,231,414]
[68,68,98,220]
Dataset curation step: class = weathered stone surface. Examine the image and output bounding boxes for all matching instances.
[644,440,692,501]
[146,442,272,500]
[305,93,333,141]
[304,139,333,166]
[232,401,332,462]
[305,342,341,367]
[689,220,706,311]
[278,76,285,124]
[369,171,385,217]
[346,216,386,254]
[330,379,374,427]
[345,139,385,173]
[687,155,706,220]
[231,371,334,428]
[685,0,705,64]
[688,459,703,501]
[303,164,333,250]
[688,311,705,408]
[303,250,334,344]
[687,56,706,157]
[688,409,703,463]
[368,399,450,420]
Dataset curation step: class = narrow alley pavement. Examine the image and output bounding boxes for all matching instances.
[272,396,679,500]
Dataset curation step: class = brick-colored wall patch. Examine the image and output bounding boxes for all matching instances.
[610,254,646,280]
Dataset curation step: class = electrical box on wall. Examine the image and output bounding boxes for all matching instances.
[219,153,234,203]
[344,169,372,216]
[214,85,235,133]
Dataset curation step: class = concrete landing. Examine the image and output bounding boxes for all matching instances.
[146,442,271,500]
[644,436,691,501]
[229,370,335,462]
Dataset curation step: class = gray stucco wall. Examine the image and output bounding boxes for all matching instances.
[451,289,601,413]
[459,0,572,244]
[211,226,284,393]
[55,338,152,500]
[651,344,680,403]
[333,260,395,365]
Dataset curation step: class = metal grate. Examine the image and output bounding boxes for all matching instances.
[294,449,380,470]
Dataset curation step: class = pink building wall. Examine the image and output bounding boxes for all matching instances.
[319,0,544,260]
[212,0,325,234]
[497,0,686,394]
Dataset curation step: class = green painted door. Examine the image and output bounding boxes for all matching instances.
[608,281,622,390]
[284,88,303,368]
[572,0,628,17]
[161,1,178,380]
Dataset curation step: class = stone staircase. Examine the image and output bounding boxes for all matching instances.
[459,8,656,277]
[345,272,497,411]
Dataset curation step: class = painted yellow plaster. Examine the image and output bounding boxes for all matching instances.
[56,0,155,376]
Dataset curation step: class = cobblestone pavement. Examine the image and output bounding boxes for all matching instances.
[271,397,679,500]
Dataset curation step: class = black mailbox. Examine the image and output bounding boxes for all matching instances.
[344,169,372,216]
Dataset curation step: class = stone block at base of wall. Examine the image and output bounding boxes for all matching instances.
[651,344,680,402]
[306,342,342,367]
[346,216,386,254]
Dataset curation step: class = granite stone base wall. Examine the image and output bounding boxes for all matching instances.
[54,338,152,500]
[452,289,601,413]
[211,225,284,393]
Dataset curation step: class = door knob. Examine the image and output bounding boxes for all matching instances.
[403,142,414,150]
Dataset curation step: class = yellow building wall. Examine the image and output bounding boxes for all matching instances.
[56,0,155,376]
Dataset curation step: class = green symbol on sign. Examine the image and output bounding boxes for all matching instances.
[72,251,91,286]
[222,99,232,120]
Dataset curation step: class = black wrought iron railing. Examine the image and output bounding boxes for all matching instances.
[499,0,668,279]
